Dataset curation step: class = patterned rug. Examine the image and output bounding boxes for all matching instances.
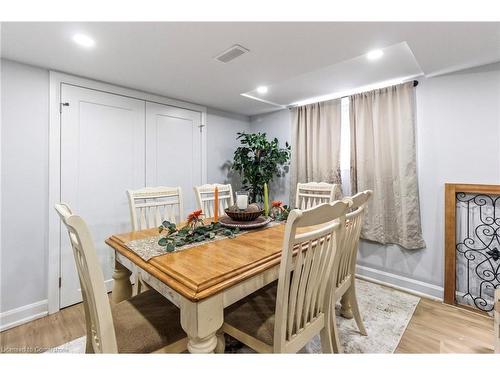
[46,279,419,354]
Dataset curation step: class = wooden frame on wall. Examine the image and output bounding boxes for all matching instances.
[444,183,500,308]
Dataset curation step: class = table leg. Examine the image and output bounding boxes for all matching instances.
[112,259,132,303]
[180,295,224,354]
[215,329,226,354]
[340,294,353,319]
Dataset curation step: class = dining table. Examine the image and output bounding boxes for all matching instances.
[105,219,353,354]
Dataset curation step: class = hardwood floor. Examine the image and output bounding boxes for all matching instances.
[396,298,494,353]
[0,302,88,353]
[0,293,495,353]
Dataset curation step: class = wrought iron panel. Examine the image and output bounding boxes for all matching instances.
[455,193,500,312]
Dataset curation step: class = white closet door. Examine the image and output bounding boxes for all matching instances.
[60,84,145,308]
[146,102,203,217]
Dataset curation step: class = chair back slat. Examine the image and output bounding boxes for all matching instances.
[293,240,315,336]
[55,203,117,353]
[127,186,184,231]
[295,182,341,210]
[304,232,330,321]
[274,201,349,352]
[194,183,234,217]
[335,191,372,289]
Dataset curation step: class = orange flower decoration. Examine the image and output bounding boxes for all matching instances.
[187,209,203,224]
[271,200,283,208]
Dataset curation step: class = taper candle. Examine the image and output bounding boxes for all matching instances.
[263,183,269,217]
[213,186,219,222]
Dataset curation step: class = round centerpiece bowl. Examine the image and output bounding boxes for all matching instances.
[224,203,263,222]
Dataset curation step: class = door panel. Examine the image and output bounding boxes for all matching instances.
[60,84,145,307]
[146,102,202,217]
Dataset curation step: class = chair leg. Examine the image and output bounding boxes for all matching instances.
[330,311,342,353]
[132,279,140,296]
[84,321,95,353]
[132,271,140,296]
[215,329,226,353]
[85,336,94,354]
[81,300,95,353]
[320,309,334,353]
[340,294,353,319]
[134,273,151,295]
[347,284,367,336]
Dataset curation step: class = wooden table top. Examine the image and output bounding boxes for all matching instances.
[105,222,286,302]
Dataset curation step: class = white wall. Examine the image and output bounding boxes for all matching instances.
[206,108,250,187]
[1,60,50,329]
[250,109,292,203]
[249,63,500,298]
[0,59,250,330]
[357,62,500,297]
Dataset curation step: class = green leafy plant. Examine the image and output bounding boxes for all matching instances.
[232,132,291,203]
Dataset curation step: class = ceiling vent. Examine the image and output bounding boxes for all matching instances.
[214,44,249,63]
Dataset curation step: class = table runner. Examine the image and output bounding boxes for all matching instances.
[125,221,282,261]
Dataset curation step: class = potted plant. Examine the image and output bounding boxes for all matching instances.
[232,132,291,203]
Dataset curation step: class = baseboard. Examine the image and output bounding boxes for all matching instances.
[0,300,48,332]
[356,265,443,301]
[0,279,114,332]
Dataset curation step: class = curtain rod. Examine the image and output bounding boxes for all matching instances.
[288,79,419,109]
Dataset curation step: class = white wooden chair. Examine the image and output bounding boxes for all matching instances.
[127,186,184,230]
[495,288,500,353]
[219,201,350,353]
[330,190,373,353]
[55,203,187,353]
[194,183,234,217]
[295,182,341,209]
[127,186,184,294]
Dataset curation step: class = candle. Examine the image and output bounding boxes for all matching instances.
[264,183,269,217]
[236,193,248,210]
[214,186,219,222]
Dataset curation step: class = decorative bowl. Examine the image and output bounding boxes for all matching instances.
[224,207,264,222]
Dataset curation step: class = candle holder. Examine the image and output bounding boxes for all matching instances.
[235,190,249,210]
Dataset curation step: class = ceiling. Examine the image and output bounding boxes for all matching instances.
[1,22,500,116]
[243,41,423,106]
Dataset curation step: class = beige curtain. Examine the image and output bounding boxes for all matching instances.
[350,81,425,249]
[290,99,342,204]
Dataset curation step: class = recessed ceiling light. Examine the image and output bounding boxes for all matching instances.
[256,86,268,94]
[366,49,383,60]
[72,33,95,48]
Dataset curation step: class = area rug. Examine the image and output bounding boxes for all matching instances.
[46,279,419,354]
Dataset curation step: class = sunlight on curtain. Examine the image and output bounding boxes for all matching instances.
[340,97,351,197]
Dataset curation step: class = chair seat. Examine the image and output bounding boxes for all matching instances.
[112,289,186,353]
[223,282,278,351]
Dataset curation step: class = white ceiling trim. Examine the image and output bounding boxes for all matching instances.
[240,93,286,109]
[288,73,423,107]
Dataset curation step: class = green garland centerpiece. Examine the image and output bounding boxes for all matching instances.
[158,209,239,253]
[270,200,291,222]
